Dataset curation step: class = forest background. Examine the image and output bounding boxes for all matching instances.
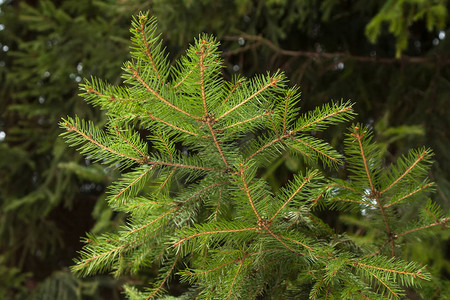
[0,0,449,299]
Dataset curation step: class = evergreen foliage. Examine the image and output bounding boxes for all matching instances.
[61,13,449,299]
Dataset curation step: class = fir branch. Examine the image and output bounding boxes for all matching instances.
[199,43,208,115]
[173,67,196,90]
[291,136,341,165]
[239,166,262,220]
[186,258,240,276]
[146,252,181,300]
[283,90,292,134]
[154,132,174,161]
[218,80,241,111]
[150,160,223,172]
[219,111,269,131]
[364,268,399,299]
[380,149,431,195]
[376,198,395,257]
[206,120,230,169]
[109,166,155,206]
[394,217,449,239]
[126,208,178,236]
[128,65,198,119]
[276,233,315,252]
[331,198,377,208]
[63,119,147,165]
[176,182,228,206]
[160,169,175,190]
[246,134,285,162]
[246,101,353,161]
[352,261,425,279]
[384,183,433,208]
[172,227,258,248]
[114,127,147,159]
[61,13,442,299]
[146,111,199,136]
[136,16,161,82]
[227,259,244,300]
[294,101,354,133]
[265,228,303,256]
[217,77,278,121]
[270,170,318,222]
[290,145,311,160]
[351,126,376,193]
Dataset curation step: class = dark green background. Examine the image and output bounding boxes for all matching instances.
[1,0,449,298]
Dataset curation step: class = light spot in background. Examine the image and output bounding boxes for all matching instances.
[0,131,5,142]
[0,24,5,31]
[32,173,38,184]
[43,71,50,78]
[238,37,245,46]
[334,62,344,71]
[233,65,240,72]
[77,62,83,73]
[433,38,439,46]
[70,73,82,82]
[439,31,446,40]
[39,96,45,104]
[0,61,5,67]
[2,45,8,52]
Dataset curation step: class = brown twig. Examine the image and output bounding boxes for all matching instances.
[223,34,450,65]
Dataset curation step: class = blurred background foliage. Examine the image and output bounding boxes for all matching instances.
[0,0,449,298]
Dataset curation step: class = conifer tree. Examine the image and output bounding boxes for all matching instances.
[60,12,449,299]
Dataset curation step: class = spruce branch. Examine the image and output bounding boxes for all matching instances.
[380,148,433,195]
[206,119,230,169]
[127,65,198,119]
[60,12,445,299]
[384,182,434,208]
[219,111,269,131]
[60,117,148,167]
[394,217,449,239]
[145,111,199,136]
[133,14,162,82]
[351,125,377,193]
[217,75,280,121]
[108,166,155,207]
[227,258,245,300]
[173,226,258,249]
[269,170,320,222]
[199,42,208,115]
[217,79,242,111]
[146,251,181,300]
[239,165,263,220]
